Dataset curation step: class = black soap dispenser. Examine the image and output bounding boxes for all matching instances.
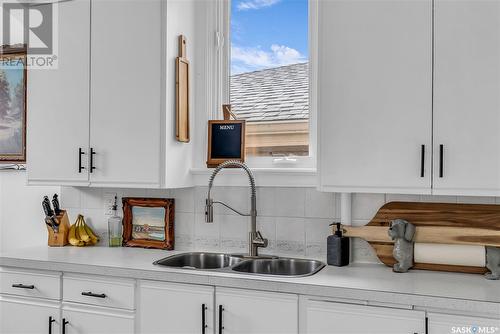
[327,223,350,267]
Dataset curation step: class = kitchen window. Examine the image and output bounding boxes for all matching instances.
[217,0,317,169]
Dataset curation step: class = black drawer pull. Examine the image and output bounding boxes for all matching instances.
[48,316,56,334]
[12,284,35,289]
[81,291,106,298]
[78,148,86,173]
[202,304,208,334]
[218,305,224,334]
[420,145,425,178]
[439,144,444,178]
[62,319,69,334]
[90,148,96,173]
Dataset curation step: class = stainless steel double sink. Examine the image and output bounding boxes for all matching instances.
[154,252,325,277]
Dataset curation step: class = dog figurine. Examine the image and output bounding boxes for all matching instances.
[486,246,500,280]
[388,219,416,273]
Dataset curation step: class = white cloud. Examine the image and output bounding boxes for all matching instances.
[231,44,306,74]
[237,0,281,11]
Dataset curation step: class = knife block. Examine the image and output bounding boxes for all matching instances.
[47,210,70,247]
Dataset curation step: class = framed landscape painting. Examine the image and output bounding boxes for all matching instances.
[122,197,175,250]
[0,46,27,163]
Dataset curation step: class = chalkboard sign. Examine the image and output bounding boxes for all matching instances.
[207,120,246,167]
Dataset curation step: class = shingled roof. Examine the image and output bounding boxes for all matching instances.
[230,62,309,122]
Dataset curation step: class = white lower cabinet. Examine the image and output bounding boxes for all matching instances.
[216,287,298,334]
[0,295,60,334]
[61,303,134,334]
[427,313,500,334]
[138,281,214,334]
[300,299,425,334]
[138,282,298,334]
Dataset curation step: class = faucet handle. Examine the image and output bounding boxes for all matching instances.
[254,231,268,248]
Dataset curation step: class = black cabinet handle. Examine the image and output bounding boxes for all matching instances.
[48,316,55,334]
[420,145,425,178]
[90,148,96,173]
[62,319,69,334]
[218,305,224,334]
[81,291,106,298]
[425,316,429,334]
[439,144,444,178]
[12,284,34,289]
[202,304,207,334]
[78,148,86,173]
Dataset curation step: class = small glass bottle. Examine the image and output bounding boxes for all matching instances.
[108,196,122,247]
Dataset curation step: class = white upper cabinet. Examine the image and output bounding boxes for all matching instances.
[89,0,162,188]
[27,0,91,186]
[318,0,433,194]
[27,0,193,188]
[433,0,500,196]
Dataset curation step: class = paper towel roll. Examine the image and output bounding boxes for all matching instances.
[414,243,486,267]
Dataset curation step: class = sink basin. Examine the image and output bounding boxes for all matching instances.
[154,252,244,270]
[231,258,325,277]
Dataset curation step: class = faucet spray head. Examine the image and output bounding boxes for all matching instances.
[205,198,214,223]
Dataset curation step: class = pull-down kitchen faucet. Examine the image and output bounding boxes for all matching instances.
[205,160,268,257]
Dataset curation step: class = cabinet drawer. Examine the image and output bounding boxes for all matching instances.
[63,274,135,310]
[0,267,61,300]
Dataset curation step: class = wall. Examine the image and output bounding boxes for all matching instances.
[0,171,59,252]
[58,187,500,263]
[1,179,499,262]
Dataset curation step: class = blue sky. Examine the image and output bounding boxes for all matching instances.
[231,0,308,74]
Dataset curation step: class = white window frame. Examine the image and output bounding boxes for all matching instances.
[220,0,318,169]
[190,0,318,187]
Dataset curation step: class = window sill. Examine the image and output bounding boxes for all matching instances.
[190,167,318,187]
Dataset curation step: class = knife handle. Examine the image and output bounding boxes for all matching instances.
[42,197,54,217]
[52,194,61,216]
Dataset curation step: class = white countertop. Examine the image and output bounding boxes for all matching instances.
[1,246,499,315]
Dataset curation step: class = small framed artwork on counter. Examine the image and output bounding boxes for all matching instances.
[122,197,175,250]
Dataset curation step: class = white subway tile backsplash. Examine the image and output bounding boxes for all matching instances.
[305,189,335,219]
[420,195,457,203]
[80,188,103,209]
[275,187,305,217]
[305,218,331,243]
[385,194,421,203]
[352,193,385,220]
[351,238,381,264]
[61,187,82,208]
[170,187,195,213]
[194,186,208,214]
[63,185,497,264]
[457,196,495,204]
[257,187,276,216]
[276,217,305,243]
[175,212,195,236]
[145,188,171,198]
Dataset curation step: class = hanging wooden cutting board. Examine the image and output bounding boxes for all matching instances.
[176,35,189,142]
[339,202,500,274]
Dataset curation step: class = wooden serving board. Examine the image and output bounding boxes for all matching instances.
[176,35,189,142]
[339,202,500,274]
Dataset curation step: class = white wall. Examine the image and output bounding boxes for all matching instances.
[0,171,59,252]
[1,177,499,263]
